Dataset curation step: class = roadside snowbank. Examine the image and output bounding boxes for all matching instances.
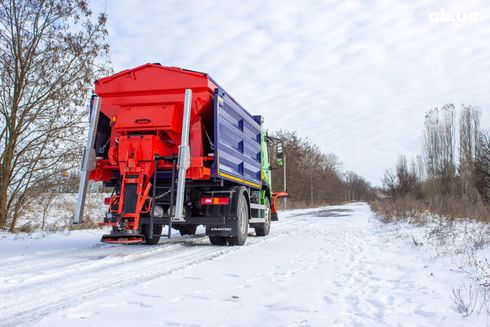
[14,192,107,231]
[375,215,490,320]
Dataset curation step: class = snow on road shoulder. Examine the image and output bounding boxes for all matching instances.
[0,202,479,327]
[0,229,104,262]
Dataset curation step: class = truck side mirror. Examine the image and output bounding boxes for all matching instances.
[276,142,284,167]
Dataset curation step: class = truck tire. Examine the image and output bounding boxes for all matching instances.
[177,225,197,236]
[209,236,227,245]
[228,188,249,246]
[141,224,162,245]
[255,196,271,236]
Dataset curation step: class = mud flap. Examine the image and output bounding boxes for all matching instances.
[206,217,237,236]
[204,187,243,237]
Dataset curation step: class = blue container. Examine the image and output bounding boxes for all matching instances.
[211,88,262,189]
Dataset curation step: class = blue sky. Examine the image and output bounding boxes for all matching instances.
[90,0,490,185]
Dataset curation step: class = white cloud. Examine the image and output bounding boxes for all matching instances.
[90,0,490,184]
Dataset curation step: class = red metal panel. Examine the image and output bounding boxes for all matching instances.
[95,64,215,96]
[90,64,218,230]
[114,104,179,131]
[91,64,217,183]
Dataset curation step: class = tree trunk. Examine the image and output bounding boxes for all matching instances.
[0,198,7,229]
[310,176,314,206]
[0,142,15,230]
[9,211,17,232]
[9,201,22,233]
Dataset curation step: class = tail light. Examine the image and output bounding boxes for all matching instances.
[201,197,229,205]
[104,197,112,205]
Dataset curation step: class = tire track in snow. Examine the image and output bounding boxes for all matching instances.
[2,212,323,326]
[0,235,203,293]
[0,233,198,276]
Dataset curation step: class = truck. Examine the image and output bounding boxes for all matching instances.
[74,63,286,246]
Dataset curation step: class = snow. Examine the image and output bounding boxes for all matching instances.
[1,203,488,326]
[17,192,108,231]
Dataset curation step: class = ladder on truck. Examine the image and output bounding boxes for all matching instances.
[149,155,177,239]
[148,88,192,240]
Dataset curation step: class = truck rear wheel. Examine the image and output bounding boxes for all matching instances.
[228,189,249,246]
[209,236,227,245]
[255,196,271,236]
[141,224,162,245]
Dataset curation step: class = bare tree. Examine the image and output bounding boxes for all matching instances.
[40,189,56,230]
[459,105,480,196]
[475,131,490,202]
[423,105,456,194]
[382,155,420,198]
[0,0,109,231]
[381,169,397,197]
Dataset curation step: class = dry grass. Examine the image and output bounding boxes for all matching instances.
[15,221,40,233]
[372,195,490,257]
[371,196,490,224]
[370,197,431,224]
[69,218,99,231]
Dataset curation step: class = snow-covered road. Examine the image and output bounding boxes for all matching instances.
[0,203,481,326]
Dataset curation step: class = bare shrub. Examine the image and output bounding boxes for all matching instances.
[372,195,490,225]
[427,195,490,223]
[40,192,57,231]
[370,197,428,224]
[475,259,490,291]
[467,225,490,251]
[410,234,423,247]
[452,282,480,317]
[15,221,40,233]
[382,156,421,198]
[69,218,98,231]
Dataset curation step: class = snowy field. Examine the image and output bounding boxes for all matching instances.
[1,202,488,326]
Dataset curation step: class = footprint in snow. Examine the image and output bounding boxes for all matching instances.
[415,307,435,317]
[323,295,334,304]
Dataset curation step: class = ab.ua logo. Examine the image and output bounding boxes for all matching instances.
[429,8,479,23]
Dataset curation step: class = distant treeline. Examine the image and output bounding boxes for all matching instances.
[269,130,375,209]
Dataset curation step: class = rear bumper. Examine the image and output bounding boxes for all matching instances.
[141,216,237,237]
[138,216,227,226]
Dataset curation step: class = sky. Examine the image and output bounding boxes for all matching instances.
[90,0,490,185]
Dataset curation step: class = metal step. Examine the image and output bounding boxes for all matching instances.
[150,155,177,239]
[249,203,267,223]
